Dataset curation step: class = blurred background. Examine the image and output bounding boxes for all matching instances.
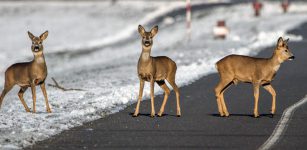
[0,0,307,148]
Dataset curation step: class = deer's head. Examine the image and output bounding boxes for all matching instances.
[138,25,158,49]
[275,37,295,63]
[28,31,48,54]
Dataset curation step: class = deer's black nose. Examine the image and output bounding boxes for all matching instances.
[289,56,295,60]
[144,41,150,45]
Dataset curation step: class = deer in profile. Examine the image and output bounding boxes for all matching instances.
[215,37,294,118]
[133,25,181,117]
[0,31,52,113]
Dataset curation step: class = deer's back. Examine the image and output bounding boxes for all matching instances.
[5,61,47,86]
[216,54,270,82]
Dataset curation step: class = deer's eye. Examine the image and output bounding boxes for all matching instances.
[285,49,288,52]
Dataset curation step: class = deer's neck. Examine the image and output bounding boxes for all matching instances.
[269,51,283,72]
[270,51,283,65]
[33,52,46,65]
[140,47,152,63]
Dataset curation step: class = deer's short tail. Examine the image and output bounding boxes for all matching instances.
[215,63,219,71]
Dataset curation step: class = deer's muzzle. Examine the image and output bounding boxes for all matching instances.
[144,41,151,45]
[289,56,295,60]
[34,46,40,51]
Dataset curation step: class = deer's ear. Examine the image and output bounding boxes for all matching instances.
[40,31,48,40]
[138,25,145,37]
[28,31,35,40]
[277,37,284,47]
[284,38,289,44]
[150,25,158,37]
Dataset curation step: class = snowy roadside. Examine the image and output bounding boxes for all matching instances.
[0,0,228,73]
[1,1,307,149]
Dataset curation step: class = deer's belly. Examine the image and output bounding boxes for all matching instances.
[17,82,30,87]
[234,76,252,83]
[15,77,31,87]
[139,73,167,82]
[154,73,167,81]
[16,77,45,87]
[139,73,151,81]
[261,80,271,85]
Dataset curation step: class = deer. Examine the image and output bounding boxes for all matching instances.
[215,37,294,118]
[133,25,181,117]
[0,31,52,113]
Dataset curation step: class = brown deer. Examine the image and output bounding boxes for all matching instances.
[133,25,180,117]
[0,31,51,113]
[215,37,294,118]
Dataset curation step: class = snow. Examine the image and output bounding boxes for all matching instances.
[0,1,307,149]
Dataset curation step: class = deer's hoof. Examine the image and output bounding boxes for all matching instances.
[177,110,181,117]
[47,109,52,113]
[157,112,163,117]
[132,113,139,117]
[254,114,259,118]
[270,113,274,118]
[32,109,36,113]
[25,109,31,112]
[219,112,228,117]
[150,114,155,118]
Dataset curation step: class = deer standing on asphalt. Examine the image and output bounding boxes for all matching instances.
[0,31,52,113]
[133,25,181,117]
[215,37,294,118]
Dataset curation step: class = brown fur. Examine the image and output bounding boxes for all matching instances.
[133,25,181,117]
[0,31,51,113]
[215,37,294,117]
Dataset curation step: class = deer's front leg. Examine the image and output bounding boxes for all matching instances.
[133,79,144,117]
[263,84,276,116]
[150,77,155,117]
[40,82,52,113]
[30,84,36,113]
[253,82,260,118]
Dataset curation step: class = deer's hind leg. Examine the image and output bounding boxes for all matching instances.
[157,80,170,117]
[167,74,181,117]
[0,81,14,109]
[263,84,276,116]
[214,76,233,117]
[18,87,30,112]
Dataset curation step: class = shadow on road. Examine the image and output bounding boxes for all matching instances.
[210,113,275,118]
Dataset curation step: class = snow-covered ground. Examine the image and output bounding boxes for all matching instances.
[0,0,307,149]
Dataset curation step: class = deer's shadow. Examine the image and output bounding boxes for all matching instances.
[210,113,275,118]
[129,113,178,117]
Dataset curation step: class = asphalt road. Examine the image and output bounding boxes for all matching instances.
[25,21,307,150]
